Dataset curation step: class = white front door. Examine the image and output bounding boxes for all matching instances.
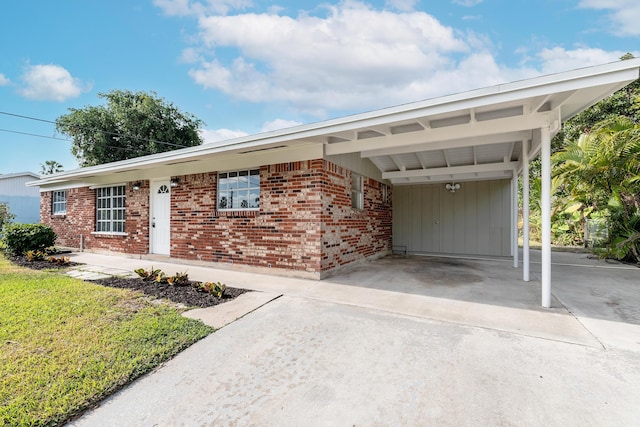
[151,180,171,255]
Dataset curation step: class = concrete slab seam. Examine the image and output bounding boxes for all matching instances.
[210,293,283,331]
[551,291,607,350]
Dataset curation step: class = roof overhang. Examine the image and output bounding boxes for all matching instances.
[30,59,640,190]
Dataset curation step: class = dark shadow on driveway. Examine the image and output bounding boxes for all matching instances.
[324,251,640,328]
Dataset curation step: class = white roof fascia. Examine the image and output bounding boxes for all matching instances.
[29,58,640,188]
[0,171,41,180]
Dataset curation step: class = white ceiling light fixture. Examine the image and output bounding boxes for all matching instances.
[445,182,460,193]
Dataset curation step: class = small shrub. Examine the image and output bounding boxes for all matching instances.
[26,250,47,262]
[47,256,71,266]
[2,224,56,255]
[166,271,189,286]
[199,281,227,299]
[134,267,163,282]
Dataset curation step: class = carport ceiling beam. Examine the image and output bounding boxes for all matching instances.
[382,161,518,179]
[362,130,532,158]
[327,113,549,156]
[390,155,406,171]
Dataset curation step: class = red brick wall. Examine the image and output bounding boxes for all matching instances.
[170,162,324,274]
[41,182,149,254]
[320,161,392,272]
[39,159,392,276]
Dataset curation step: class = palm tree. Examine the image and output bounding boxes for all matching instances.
[40,160,64,175]
[553,116,640,262]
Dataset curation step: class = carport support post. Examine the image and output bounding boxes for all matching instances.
[522,140,530,282]
[541,126,552,308]
[512,174,519,268]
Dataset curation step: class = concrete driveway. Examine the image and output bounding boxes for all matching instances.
[66,250,640,426]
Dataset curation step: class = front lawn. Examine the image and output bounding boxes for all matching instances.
[0,256,213,426]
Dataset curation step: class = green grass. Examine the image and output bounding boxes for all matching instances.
[0,257,213,426]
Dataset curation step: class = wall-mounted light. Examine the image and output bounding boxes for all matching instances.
[132,182,142,191]
[445,182,460,193]
[170,178,180,187]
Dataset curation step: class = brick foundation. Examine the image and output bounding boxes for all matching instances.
[41,159,392,277]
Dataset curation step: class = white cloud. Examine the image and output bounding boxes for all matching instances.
[261,119,303,132]
[578,0,640,36]
[179,47,203,64]
[452,0,483,6]
[154,0,252,16]
[536,47,635,74]
[188,1,473,115]
[199,119,302,144]
[167,1,634,119]
[0,73,10,86]
[200,127,248,144]
[18,64,90,101]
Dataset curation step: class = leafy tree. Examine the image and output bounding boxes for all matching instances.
[0,202,14,232]
[40,160,63,175]
[555,52,640,145]
[56,90,204,166]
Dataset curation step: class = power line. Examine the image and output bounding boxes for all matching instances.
[0,111,56,125]
[0,128,141,153]
[0,110,194,149]
[0,128,71,141]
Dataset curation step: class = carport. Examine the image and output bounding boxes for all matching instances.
[310,59,640,308]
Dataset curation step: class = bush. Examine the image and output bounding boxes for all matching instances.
[2,224,56,255]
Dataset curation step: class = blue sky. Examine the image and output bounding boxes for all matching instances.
[1,0,638,174]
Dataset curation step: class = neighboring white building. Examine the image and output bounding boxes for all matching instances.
[0,172,41,224]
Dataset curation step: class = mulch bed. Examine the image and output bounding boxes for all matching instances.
[9,255,249,308]
[90,277,249,308]
[9,255,82,270]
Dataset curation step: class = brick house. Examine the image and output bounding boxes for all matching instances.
[38,157,391,279]
[30,61,640,291]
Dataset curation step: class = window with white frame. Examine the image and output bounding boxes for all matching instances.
[96,185,126,233]
[217,169,260,211]
[381,183,390,204]
[52,190,66,215]
[351,173,364,209]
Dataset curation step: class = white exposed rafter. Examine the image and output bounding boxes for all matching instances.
[369,156,388,173]
[328,113,548,156]
[443,150,451,167]
[390,171,513,185]
[382,161,518,180]
[361,130,532,158]
[390,155,406,171]
[416,152,428,169]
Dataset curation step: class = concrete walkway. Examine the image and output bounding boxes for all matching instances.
[63,251,640,426]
